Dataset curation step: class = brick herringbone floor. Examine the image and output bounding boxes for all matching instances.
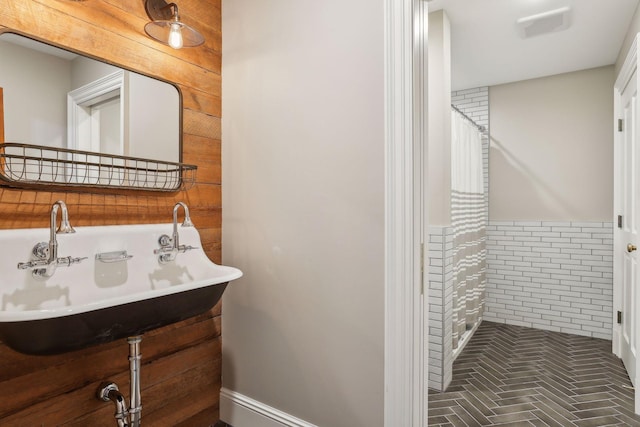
[429,321,640,426]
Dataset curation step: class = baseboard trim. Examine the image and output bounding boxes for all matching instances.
[220,388,317,427]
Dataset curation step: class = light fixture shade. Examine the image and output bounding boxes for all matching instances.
[144,20,204,48]
[144,0,205,49]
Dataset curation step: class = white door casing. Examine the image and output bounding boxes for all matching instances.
[614,32,640,415]
[620,70,637,385]
[68,70,126,154]
[384,0,429,425]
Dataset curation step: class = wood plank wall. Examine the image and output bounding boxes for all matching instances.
[0,0,224,424]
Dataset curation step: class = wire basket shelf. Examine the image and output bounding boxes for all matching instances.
[0,143,196,191]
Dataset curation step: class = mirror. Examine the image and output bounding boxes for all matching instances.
[0,32,187,191]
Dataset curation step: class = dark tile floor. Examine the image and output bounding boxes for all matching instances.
[429,321,640,426]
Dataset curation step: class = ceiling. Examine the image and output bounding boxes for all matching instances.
[428,0,640,91]
[2,33,78,61]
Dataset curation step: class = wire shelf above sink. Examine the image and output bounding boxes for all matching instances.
[0,143,196,191]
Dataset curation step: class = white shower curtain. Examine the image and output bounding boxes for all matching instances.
[451,109,486,350]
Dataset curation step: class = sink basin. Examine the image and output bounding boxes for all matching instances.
[0,223,242,355]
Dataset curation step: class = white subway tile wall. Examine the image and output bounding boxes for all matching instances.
[426,88,490,391]
[451,87,489,128]
[484,221,613,340]
[428,226,454,391]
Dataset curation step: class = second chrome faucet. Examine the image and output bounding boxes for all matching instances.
[154,202,198,264]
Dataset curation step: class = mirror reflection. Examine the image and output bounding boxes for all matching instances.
[0,33,180,164]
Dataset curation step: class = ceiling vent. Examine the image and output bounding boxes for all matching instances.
[516,7,571,39]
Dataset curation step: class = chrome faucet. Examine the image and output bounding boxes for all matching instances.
[17,200,87,278]
[154,202,197,264]
[48,200,75,262]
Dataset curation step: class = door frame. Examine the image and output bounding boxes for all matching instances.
[67,70,126,154]
[613,32,640,415]
[383,0,428,425]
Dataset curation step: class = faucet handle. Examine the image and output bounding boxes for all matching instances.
[158,234,173,247]
[57,256,88,267]
[17,260,45,270]
[32,242,50,259]
[177,245,198,253]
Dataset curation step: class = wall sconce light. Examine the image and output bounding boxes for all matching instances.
[144,0,204,49]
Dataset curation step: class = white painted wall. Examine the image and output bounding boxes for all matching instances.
[70,56,119,89]
[428,10,452,226]
[127,73,179,162]
[0,40,69,148]
[221,0,385,425]
[95,96,121,156]
[489,66,615,221]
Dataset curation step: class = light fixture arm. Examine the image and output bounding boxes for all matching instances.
[160,2,179,22]
[145,0,177,22]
